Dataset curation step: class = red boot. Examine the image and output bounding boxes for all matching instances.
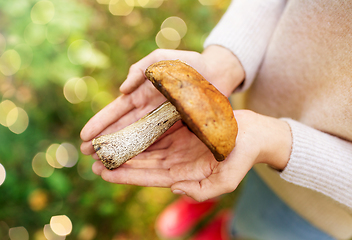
[155,196,218,239]
[191,210,232,240]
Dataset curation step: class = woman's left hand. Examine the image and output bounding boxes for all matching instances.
[92,110,292,202]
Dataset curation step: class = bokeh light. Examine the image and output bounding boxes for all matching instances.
[63,77,87,104]
[50,215,72,236]
[46,144,64,169]
[0,50,21,76]
[109,0,134,16]
[33,229,46,240]
[24,23,46,46]
[56,143,78,168]
[6,107,19,128]
[3,0,30,17]
[0,100,17,127]
[43,224,65,240]
[67,40,93,65]
[138,0,164,8]
[9,226,29,240]
[32,152,55,178]
[81,76,99,102]
[155,28,181,49]
[63,76,100,104]
[77,224,97,240]
[28,189,49,211]
[0,163,6,186]
[155,16,187,49]
[87,48,111,69]
[36,143,79,172]
[7,107,29,134]
[31,0,55,25]
[161,16,187,38]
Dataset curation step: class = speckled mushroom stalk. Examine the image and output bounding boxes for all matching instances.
[92,101,181,170]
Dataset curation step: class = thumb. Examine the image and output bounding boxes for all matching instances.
[171,175,239,202]
[119,50,161,94]
[119,69,146,94]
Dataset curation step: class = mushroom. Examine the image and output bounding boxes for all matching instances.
[92,60,238,170]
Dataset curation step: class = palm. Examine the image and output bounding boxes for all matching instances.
[92,126,232,199]
[129,126,216,174]
[80,80,166,156]
[100,80,165,134]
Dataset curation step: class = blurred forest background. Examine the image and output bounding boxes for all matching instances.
[0,0,235,239]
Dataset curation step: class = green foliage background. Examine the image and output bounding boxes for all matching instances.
[0,0,234,239]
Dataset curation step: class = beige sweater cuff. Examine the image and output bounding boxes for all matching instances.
[280,118,352,211]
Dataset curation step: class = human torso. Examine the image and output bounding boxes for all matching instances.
[247,0,352,141]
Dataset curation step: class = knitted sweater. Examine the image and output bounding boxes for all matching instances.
[204,0,352,239]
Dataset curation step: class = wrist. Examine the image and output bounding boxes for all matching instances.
[201,45,245,97]
[232,110,292,172]
[260,117,292,171]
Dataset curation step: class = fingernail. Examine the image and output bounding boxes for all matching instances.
[172,189,186,195]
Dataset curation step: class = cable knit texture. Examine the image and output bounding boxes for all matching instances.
[281,118,352,210]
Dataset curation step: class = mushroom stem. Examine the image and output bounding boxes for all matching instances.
[92,101,181,170]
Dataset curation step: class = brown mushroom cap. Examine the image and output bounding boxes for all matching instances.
[145,60,238,161]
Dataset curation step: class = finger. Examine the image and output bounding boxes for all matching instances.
[169,155,214,182]
[131,149,168,161]
[80,142,99,160]
[122,159,168,169]
[92,153,99,160]
[170,175,238,202]
[120,54,159,94]
[120,50,166,94]
[125,151,189,169]
[93,154,170,173]
[92,161,106,175]
[119,68,146,94]
[120,49,198,94]
[96,102,156,137]
[81,102,158,156]
[80,94,134,141]
[171,155,253,202]
[80,141,94,155]
[100,167,174,187]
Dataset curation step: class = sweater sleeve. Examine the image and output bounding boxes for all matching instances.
[204,0,287,92]
[280,118,352,210]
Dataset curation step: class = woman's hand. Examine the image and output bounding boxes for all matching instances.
[120,46,245,97]
[80,46,244,158]
[91,110,292,202]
